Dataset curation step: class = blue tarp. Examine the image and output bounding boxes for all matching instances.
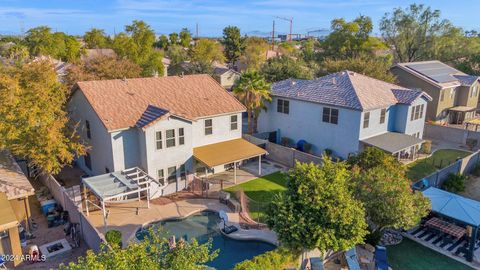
[374,246,388,270]
[422,187,480,226]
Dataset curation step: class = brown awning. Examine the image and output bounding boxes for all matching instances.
[449,106,476,112]
[0,192,19,231]
[193,138,267,168]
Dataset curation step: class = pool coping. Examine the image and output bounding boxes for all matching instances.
[127,208,279,246]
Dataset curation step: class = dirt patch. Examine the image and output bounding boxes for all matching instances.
[460,175,480,201]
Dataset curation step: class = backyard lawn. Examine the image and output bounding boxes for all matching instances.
[225,171,288,222]
[388,238,474,270]
[406,149,471,181]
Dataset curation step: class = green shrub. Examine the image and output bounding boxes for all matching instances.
[105,230,122,248]
[420,141,432,154]
[233,248,295,270]
[442,173,467,193]
[365,230,383,246]
[472,163,480,177]
[281,137,292,147]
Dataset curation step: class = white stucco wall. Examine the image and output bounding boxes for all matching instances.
[399,98,428,138]
[192,113,242,147]
[358,107,391,140]
[68,90,114,175]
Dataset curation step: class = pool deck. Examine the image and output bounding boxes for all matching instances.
[85,198,277,246]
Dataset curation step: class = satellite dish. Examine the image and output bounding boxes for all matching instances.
[218,210,228,223]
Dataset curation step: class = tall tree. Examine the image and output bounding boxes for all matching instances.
[0,61,86,174]
[84,28,110,49]
[319,55,397,83]
[1,44,30,65]
[238,37,269,71]
[189,39,224,74]
[60,228,218,270]
[233,71,271,134]
[169,32,179,45]
[179,28,192,48]
[266,160,368,253]
[261,56,314,82]
[380,4,461,62]
[348,148,430,234]
[156,34,169,49]
[65,56,143,89]
[321,16,385,59]
[222,26,244,63]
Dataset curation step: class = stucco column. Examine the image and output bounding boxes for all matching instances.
[234,163,237,184]
[258,156,262,175]
[9,226,22,267]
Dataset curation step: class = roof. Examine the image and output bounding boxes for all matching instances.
[361,132,424,153]
[395,61,479,89]
[81,49,116,61]
[0,192,18,231]
[0,150,35,200]
[193,138,267,168]
[422,187,480,226]
[392,88,432,104]
[271,71,428,111]
[74,75,246,131]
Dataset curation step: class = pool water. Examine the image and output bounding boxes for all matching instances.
[136,211,275,270]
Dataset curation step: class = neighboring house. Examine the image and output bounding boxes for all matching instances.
[0,150,35,267]
[391,61,480,124]
[257,71,432,160]
[80,48,117,62]
[213,64,241,90]
[33,55,71,81]
[68,75,265,197]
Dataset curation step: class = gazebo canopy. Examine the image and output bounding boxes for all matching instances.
[422,187,480,226]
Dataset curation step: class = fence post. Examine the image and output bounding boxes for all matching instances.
[435,172,439,187]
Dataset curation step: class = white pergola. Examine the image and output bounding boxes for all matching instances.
[82,167,156,232]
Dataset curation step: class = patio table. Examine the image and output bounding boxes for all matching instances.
[425,217,466,239]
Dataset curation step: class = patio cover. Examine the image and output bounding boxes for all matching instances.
[0,192,18,231]
[448,106,476,112]
[193,138,267,168]
[422,187,480,226]
[82,171,140,200]
[361,132,423,154]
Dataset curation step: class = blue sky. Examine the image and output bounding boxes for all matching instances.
[0,0,478,36]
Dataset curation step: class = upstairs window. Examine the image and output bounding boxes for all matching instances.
[363,112,370,129]
[277,99,289,114]
[166,129,176,148]
[380,109,386,124]
[204,119,213,135]
[167,166,177,184]
[410,104,424,121]
[155,131,163,150]
[86,120,91,139]
[230,115,238,130]
[178,128,185,145]
[322,107,339,124]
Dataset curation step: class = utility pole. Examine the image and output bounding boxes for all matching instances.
[271,20,275,50]
[196,22,199,39]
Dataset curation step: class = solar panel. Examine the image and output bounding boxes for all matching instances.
[406,62,459,83]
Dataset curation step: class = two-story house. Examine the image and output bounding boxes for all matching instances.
[391,61,480,124]
[68,75,266,196]
[257,71,432,160]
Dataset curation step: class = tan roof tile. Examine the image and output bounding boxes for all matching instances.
[75,75,246,131]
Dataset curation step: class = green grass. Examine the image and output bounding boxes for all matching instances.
[225,171,288,222]
[388,238,474,270]
[406,149,471,181]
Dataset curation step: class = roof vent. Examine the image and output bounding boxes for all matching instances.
[332,78,336,84]
[180,72,184,78]
[291,80,296,86]
[122,77,127,82]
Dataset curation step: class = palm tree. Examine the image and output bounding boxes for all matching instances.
[233,71,271,134]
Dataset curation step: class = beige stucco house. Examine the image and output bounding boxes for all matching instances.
[391,61,480,124]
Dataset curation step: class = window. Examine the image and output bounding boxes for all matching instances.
[178,128,185,145]
[157,169,165,185]
[440,90,445,102]
[166,129,176,148]
[86,120,91,139]
[363,112,370,129]
[167,166,177,184]
[410,104,424,121]
[230,115,238,130]
[277,99,289,114]
[204,119,212,135]
[380,109,386,124]
[84,153,92,171]
[155,131,163,150]
[180,164,186,180]
[322,107,339,124]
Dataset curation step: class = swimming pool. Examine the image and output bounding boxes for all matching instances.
[135,211,275,270]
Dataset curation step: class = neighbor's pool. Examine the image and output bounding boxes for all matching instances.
[135,211,275,270]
